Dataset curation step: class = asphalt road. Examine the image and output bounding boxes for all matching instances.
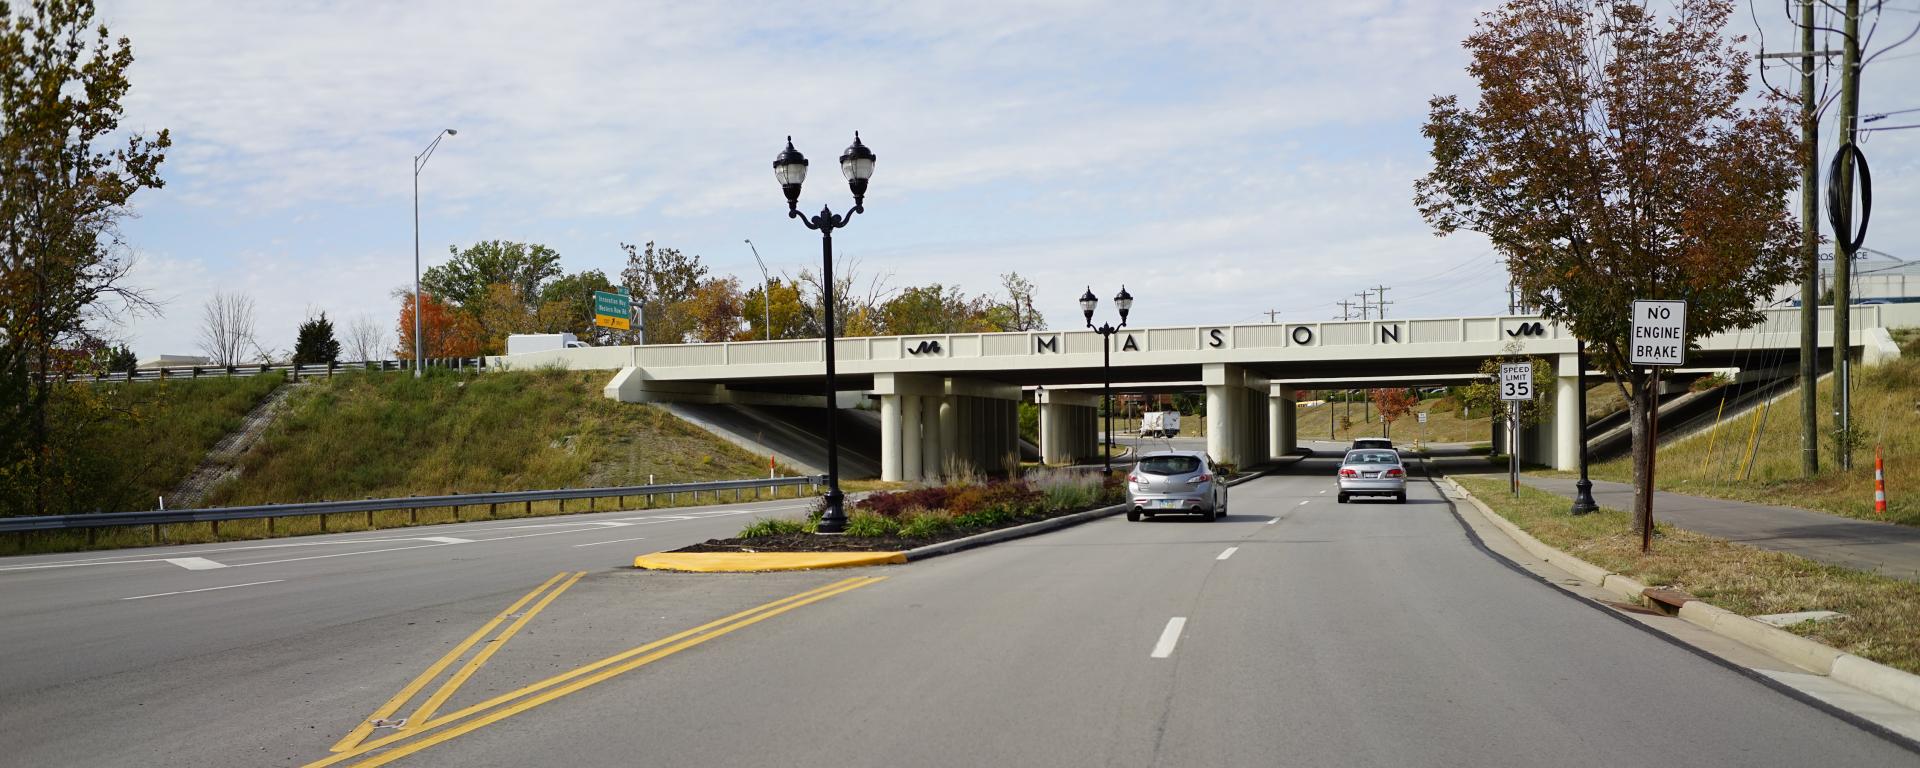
[2,455,1914,767]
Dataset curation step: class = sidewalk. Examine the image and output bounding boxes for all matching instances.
[1520,476,1920,581]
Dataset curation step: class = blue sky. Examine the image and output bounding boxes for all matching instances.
[94,1,1920,359]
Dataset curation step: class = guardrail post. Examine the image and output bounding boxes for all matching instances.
[152,523,161,542]
[321,513,328,532]
[211,520,220,538]
[559,498,566,513]
[487,502,496,518]
[267,517,275,536]
[409,507,417,524]
[525,500,532,516]
[87,527,96,546]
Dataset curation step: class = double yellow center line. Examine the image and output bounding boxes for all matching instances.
[310,574,884,767]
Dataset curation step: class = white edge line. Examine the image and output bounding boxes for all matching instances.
[122,580,284,601]
[572,536,651,548]
[1266,518,1279,525]
[1216,547,1238,561]
[1151,617,1187,658]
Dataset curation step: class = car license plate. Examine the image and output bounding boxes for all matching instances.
[1155,499,1182,509]
[1363,472,1380,478]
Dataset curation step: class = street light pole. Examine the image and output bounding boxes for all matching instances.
[773,134,875,535]
[412,128,457,378]
[1081,286,1133,476]
[745,239,773,341]
[1571,341,1598,515]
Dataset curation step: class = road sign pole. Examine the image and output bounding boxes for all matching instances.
[1509,401,1520,496]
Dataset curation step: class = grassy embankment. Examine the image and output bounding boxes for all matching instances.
[1559,328,1918,526]
[14,373,287,516]
[4,369,805,554]
[1455,474,1920,673]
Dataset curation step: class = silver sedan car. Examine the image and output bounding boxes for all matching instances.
[1336,449,1407,504]
[1127,451,1228,521]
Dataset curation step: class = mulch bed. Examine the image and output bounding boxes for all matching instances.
[670,504,1115,553]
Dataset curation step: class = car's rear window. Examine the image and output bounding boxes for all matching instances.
[1346,452,1399,465]
[1137,456,1203,475]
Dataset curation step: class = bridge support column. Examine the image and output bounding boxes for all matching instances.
[1270,384,1297,458]
[922,398,943,480]
[901,395,924,483]
[880,394,903,482]
[939,396,957,476]
[1205,364,1245,467]
[1038,388,1101,465]
[1554,353,1580,472]
[875,373,945,483]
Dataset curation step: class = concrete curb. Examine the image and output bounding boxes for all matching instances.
[1441,475,1920,713]
[633,551,907,572]
[904,458,1291,563]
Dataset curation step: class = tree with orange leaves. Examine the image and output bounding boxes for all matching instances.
[394,291,483,360]
[1416,0,1799,530]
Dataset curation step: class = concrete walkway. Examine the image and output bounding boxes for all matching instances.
[1521,476,1920,581]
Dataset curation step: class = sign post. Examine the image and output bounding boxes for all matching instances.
[593,290,632,332]
[1629,300,1688,552]
[1417,410,1428,449]
[1500,362,1533,496]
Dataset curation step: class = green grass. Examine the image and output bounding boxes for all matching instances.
[204,369,783,506]
[1572,351,1919,526]
[1455,474,1920,674]
[11,373,287,516]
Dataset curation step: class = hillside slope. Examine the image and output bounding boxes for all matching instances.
[1584,329,1917,526]
[205,369,779,506]
[7,373,287,515]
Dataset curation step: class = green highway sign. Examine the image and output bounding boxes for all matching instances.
[593,291,632,330]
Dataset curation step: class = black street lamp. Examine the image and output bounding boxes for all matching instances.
[774,133,875,535]
[1571,341,1598,515]
[1081,285,1133,476]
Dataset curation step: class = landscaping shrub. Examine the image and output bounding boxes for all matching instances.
[739,517,814,538]
[844,511,902,538]
[897,511,955,539]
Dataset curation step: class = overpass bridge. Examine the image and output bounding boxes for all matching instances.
[491,305,1912,481]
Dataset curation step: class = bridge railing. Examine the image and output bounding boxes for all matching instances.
[0,475,823,538]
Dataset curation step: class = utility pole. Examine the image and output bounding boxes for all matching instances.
[1372,285,1392,319]
[1336,299,1354,321]
[1797,0,1822,477]
[1265,308,1281,323]
[1834,0,1861,471]
[1355,292,1374,321]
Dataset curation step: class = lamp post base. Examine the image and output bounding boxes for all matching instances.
[1571,479,1598,516]
[816,490,848,534]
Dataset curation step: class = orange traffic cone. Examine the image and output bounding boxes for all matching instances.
[1875,446,1887,516]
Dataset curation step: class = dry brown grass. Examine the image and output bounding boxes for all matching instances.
[1455,474,1920,673]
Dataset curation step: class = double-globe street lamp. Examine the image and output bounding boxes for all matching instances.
[412,128,457,378]
[773,133,876,535]
[1081,286,1134,476]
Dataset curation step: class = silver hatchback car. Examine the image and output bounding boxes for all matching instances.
[1127,451,1228,521]
[1337,449,1407,504]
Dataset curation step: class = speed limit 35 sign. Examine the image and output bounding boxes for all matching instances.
[1500,362,1534,401]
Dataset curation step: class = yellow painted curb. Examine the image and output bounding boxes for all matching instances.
[632,551,907,572]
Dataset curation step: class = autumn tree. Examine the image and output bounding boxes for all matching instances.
[346,314,387,362]
[983,271,1047,331]
[538,269,620,343]
[1416,0,1798,529]
[1369,388,1420,439]
[620,241,706,344]
[739,277,809,341]
[879,284,995,335]
[0,0,170,513]
[423,241,562,312]
[799,257,889,338]
[682,276,745,343]
[394,291,482,360]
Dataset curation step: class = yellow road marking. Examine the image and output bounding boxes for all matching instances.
[403,571,584,727]
[306,576,883,768]
[327,572,569,753]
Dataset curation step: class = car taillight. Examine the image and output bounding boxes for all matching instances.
[1385,468,1405,478]
[1190,473,1212,484]
[1339,468,1358,477]
[1128,474,1140,484]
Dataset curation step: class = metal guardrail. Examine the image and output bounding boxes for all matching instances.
[0,475,824,535]
[48,357,490,385]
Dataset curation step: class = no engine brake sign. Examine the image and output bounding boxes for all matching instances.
[1630,300,1687,367]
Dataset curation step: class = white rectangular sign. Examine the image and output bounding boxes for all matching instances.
[1500,362,1533,401]
[1630,300,1687,366]
[1417,412,1429,424]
